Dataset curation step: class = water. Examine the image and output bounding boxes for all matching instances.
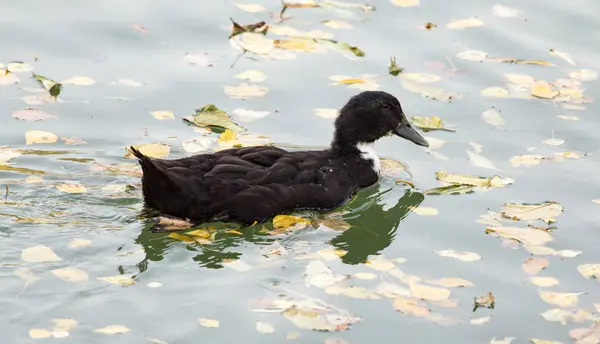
[1,0,600,343]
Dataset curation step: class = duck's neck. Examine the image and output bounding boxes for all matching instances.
[331,137,381,175]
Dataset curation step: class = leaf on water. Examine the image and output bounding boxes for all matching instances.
[29,329,53,339]
[532,84,559,99]
[542,138,564,146]
[229,18,268,39]
[364,256,396,271]
[390,0,419,6]
[25,130,58,145]
[500,202,563,222]
[187,229,212,238]
[230,32,275,55]
[428,277,473,288]
[117,78,144,87]
[7,62,33,73]
[256,321,275,334]
[150,111,175,120]
[198,318,220,328]
[185,105,246,133]
[0,70,20,85]
[522,257,549,275]
[447,17,484,29]
[411,206,438,216]
[549,49,576,65]
[492,4,520,17]
[322,19,353,29]
[399,73,441,83]
[55,183,87,193]
[471,316,492,325]
[400,79,459,101]
[577,264,600,279]
[125,143,170,159]
[32,73,62,98]
[509,154,545,167]
[68,238,91,249]
[12,108,57,121]
[236,3,265,12]
[523,245,557,256]
[61,76,96,86]
[435,170,513,188]
[21,245,62,263]
[223,259,252,271]
[467,150,498,170]
[62,136,87,145]
[539,291,583,308]
[410,283,451,302]
[232,108,271,123]
[98,275,136,286]
[423,136,445,150]
[530,340,563,344]
[481,87,509,98]
[530,277,559,287]
[410,116,455,132]
[51,267,89,282]
[168,232,197,243]
[393,296,430,317]
[313,108,339,119]
[353,272,377,280]
[14,267,39,283]
[457,50,488,62]
[317,218,352,231]
[481,108,505,127]
[93,325,131,335]
[305,260,346,288]
[224,83,269,99]
[486,226,553,246]
[388,56,404,76]
[491,337,515,344]
[557,250,581,258]
[436,250,482,262]
[474,292,495,309]
[273,215,311,231]
[218,129,237,143]
[235,70,266,83]
[568,69,597,82]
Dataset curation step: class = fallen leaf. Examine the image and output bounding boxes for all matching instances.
[486,226,553,246]
[411,206,439,216]
[490,337,515,344]
[273,215,311,231]
[365,256,396,271]
[532,84,559,99]
[549,49,576,65]
[235,70,266,82]
[125,143,170,159]
[98,275,136,286]
[390,0,419,6]
[474,292,495,309]
[457,50,488,61]
[313,108,339,119]
[322,19,353,29]
[471,316,491,325]
[93,325,131,335]
[399,73,441,83]
[530,277,559,287]
[522,257,549,275]
[12,108,57,121]
[393,296,430,317]
[410,283,451,301]
[150,111,175,120]
[436,250,482,262]
[61,76,96,86]
[236,3,265,12]
[568,69,597,82]
[542,138,564,146]
[354,272,377,280]
[481,87,509,97]
[51,267,89,282]
[286,331,301,340]
[25,130,58,145]
[185,105,246,133]
[198,318,220,328]
[256,321,275,334]
[539,291,583,308]
[557,250,581,258]
[21,245,62,263]
[447,17,484,29]
[509,154,545,167]
[411,115,454,131]
[224,83,269,99]
[305,260,346,288]
[500,202,563,222]
[429,277,473,288]
[482,108,505,127]
[577,264,600,279]
[530,340,562,344]
[29,329,52,339]
[524,245,557,256]
[51,318,78,332]
[7,62,33,73]
[55,183,87,193]
[492,4,520,17]
[435,170,513,188]
[117,79,144,87]
[467,150,498,170]
[223,259,252,271]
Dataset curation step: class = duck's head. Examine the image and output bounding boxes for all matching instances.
[332,90,429,150]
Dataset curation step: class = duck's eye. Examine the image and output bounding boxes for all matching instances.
[381,103,391,110]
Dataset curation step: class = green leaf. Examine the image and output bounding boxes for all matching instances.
[388,56,403,76]
[317,39,365,57]
[184,105,246,133]
[32,73,62,99]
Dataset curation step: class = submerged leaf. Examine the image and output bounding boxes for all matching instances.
[125,143,170,159]
[21,245,62,263]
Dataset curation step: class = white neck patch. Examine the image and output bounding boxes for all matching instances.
[356,142,381,175]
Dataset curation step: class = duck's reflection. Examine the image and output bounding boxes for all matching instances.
[132,182,424,274]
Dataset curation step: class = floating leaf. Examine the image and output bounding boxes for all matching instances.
[313,108,339,119]
[365,256,396,271]
[185,105,246,133]
[117,78,144,87]
[236,3,265,12]
[557,250,581,258]
[29,329,53,339]
[481,108,505,127]
[436,250,482,262]
[393,296,430,317]
[150,111,175,120]
[481,87,509,97]
[491,337,515,344]
[184,52,214,66]
[21,245,62,263]
[549,49,576,65]
[522,257,549,275]
[486,226,553,246]
[93,325,131,335]
[273,215,311,231]
[492,4,520,17]
[223,258,252,271]
[410,283,451,302]
[235,70,266,82]
[322,19,353,29]
[539,291,582,308]
[399,73,441,83]
[530,277,559,287]
[61,76,96,86]
[198,318,220,328]
[568,69,597,82]
[428,277,473,288]
[532,84,559,99]
[98,275,136,286]
[542,138,564,146]
[51,267,89,282]
[32,73,62,98]
[25,130,58,145]
[411,206,438,216]
[435,170,513,188]
[530,340,562,344]
[7,62,33,73]
[509,154,545,167]
[500,202,563,222]
[55,183,87,193]
[12,108,57,121]
[256,321,275,334]
[577,264,600,279]
[125,143,170,159]
[388,56,403,76]
[411,116,454,132]
[224,83,269,99]
[447,17,484,29]
[474,292,495,309]
[390,0,419,6]
[68,238,91,249]
[471,316,492,325]
[467,150,498,170]
[354,272,377,280]
[305,260,346,288]
[401,79,458,101]
[457,50,488,61]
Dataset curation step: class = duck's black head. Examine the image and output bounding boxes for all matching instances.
[331,91,429,151]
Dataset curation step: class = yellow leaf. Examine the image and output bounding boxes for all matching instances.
[509,154,545,167]
[577,264,600,279]
[353,272,377,280]
[470,316,491,325]
[532,84,559,99]
[219,129,237,142]
[500,202,563,222]
[411,206,439,216]
[25,130,58,145]
[568,69,598,81]
[364,256,396,271]
[21,245,62,263]
[98,275,136,286]
[393,296,430,317]
[224,83,269,99]
[411,115,454,131]
[313,108,339,119]
[539,291,582,308]
[390,0,419,6]
[224,229,243,235]
[51,318,78,331]
[150,111,175,120]
[522,257,549,275]
[486,226,553,246]
[55,183,87,193]
[168,232,197,243]
[474,292,495,308]
[186,229,212,238]
[523,245,557,256]
[337,78,366,85]
[198,318,220,328]
[447,17,484,29]
[516,60,554,66]
[29,329,53,339]
[436,249,482,262]
[125,143,170,159]
[530,277,559,287]
[322,20,353,29]
[481,87,509,97]
[435,170,513,188]
[93,325,131,335]
[51,267,89,282]
[61,76,96,86]
[235,3,265,12]
[530,340,563,344]
[410,283,451,301]
[457,50,488,61]
[428,277,473,288]
[273,215,310,230]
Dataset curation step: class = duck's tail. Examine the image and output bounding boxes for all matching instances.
[129,146,180,210]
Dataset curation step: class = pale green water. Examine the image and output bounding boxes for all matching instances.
[1,0,600,343]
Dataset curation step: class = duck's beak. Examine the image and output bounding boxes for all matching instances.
[392,123,429,147]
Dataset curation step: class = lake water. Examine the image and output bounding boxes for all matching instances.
[2,0,600,343]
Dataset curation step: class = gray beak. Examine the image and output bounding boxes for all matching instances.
[392,123,429,147]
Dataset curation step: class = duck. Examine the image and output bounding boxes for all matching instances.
[130,90,429,226]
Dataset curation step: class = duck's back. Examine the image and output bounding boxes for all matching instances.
[132,145,375,224]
